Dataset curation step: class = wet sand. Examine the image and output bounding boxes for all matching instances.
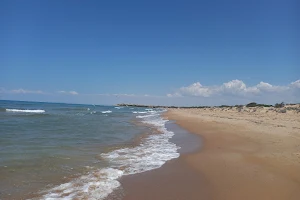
[120,121,210,200]
[121,158,212,200]
[121,107,300,200]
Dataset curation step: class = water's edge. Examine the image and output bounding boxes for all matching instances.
[30,109,181,199]
[116,117,204,200]
[1,103,202,200]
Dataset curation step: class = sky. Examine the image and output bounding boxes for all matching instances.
[1,0,299,106]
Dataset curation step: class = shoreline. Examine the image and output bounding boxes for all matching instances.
[120,120,209,200]
[3,108,177,200]
[120,106,300,199]
[165,108,300,200]
[4,104,300,199]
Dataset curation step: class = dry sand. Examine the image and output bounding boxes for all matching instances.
[165,106,300,200]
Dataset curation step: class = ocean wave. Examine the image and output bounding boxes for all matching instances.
[5,109,45,113]
[102,123,179,174]
[39,109,179,199]
[136,114,157,118]
[114,107,123,109]
[132,111,147,114]
[101,110,112,114]
[53,107,88,111]
[41,168,123,200]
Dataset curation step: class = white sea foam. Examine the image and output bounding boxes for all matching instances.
[102,109,179,178]
[136,114,157,118]
[6,109,45,113]
[40,109,179,200]
[114,107,123,109]
[101,110,112,114]
[132,111,147,114]
[147,110,156,113]
[41,168,123,200]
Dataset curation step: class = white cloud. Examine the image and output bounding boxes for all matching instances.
[255,81,289,92]
[223,79,246,91]
[245,86,260,95]
[290,80,300,88]
[10,89,44,94]
[178,82,214,97]
[58,91,78,95]
[1,80,298,106]
[167,92,182,97]
[168,79,300,98]
[221,80,248,95]
[69,91,78,95]
[81,93,165,98]
[113,93,135,97]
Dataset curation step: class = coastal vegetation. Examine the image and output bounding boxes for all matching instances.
[274,102,285,108]
[117,102,298,110]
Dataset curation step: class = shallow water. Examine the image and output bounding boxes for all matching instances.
[0,100,180,199]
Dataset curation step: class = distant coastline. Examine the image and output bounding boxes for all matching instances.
[116,102,300,111]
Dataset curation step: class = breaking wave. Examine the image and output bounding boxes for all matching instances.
[39,109,179,199]
[5,109,45,113]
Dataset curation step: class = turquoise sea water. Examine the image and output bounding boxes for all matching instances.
[0,100,179,199]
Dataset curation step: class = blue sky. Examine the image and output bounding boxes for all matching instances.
[1,0,299,105]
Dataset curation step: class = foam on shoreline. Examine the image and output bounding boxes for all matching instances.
[37,109,179,200]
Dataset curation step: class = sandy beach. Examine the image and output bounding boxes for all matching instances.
[166,106,300,200]
[122,105,300,200]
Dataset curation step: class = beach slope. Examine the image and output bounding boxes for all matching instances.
[166,106,300,200]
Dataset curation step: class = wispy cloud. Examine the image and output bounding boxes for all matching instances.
[113,93,136,97]
[82,93,163,98]
[5,88,45,94]
[58,91,79,95]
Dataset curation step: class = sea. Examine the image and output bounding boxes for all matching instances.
[0,100,181,199]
